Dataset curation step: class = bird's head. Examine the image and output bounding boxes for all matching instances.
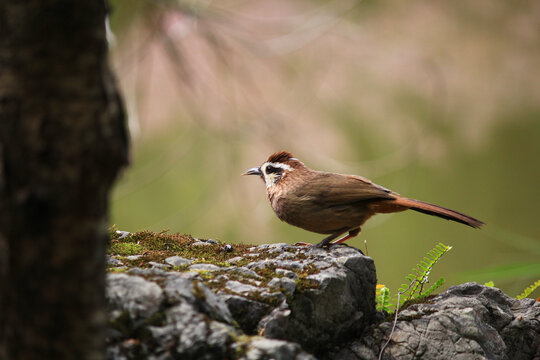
[243,151,303,188]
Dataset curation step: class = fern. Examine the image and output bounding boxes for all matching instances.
[394,242,452,306]
[418,277,445,299]
[516,279,540,300]
[376,286,391,312]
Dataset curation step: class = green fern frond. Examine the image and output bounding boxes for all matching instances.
[395,242,452,305]
[376,286,391,312]
[516,279,540,300]
[418,277,445,299]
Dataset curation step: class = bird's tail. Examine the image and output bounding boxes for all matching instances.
[394,197,484,228]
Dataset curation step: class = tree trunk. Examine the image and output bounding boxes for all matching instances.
[0,1,128,359]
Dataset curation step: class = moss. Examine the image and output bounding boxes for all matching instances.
[143,311,166,327]
[192,280,207,301]
[230,334,251,359]
[290,263,322,294]
[107,229,255,269]
[245,290,283,307]
[295,278,320,292]
[109,242,144,256]
[107,228,324,305]
[108,311,132,338]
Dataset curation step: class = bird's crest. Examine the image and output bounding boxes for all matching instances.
[267,151,295,164]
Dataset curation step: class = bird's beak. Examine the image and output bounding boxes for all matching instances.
[242,167,262,176]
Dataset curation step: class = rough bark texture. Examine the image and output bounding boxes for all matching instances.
[0,1,128,359]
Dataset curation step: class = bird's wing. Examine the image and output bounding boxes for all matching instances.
[295,172,396,206]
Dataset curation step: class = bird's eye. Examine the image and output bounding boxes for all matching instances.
[266,165,275,173]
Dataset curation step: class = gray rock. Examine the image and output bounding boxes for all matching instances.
[148,261,171,270]
[276,251,300,259]
[107,256,123,266]
[223,294,273,334]
[106,273,164,320]
[191,241,211,246]
[240,337,316,360]
[115,230,131,239]
[259,246,376,354]
[106,238,538,360]
[268,277,297,297]
[275,268,298,280]
[226,266,262,280]
[227,256,244,264]
[127,267,169,277]
[125,255,142,260]
[149,301,236,360]
[163,274,232,323]
[247,259,305,271]
[337,283,540,360]
[164,256,192,266]
[225,280,261,295]
[189,263,222,271]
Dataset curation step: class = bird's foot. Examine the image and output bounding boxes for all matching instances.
[294,242,313,246]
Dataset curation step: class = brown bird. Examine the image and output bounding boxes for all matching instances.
[244,151,484,247]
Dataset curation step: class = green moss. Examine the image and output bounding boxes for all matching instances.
[294,263,322,293]
[107,229,255,268]
[108,311,132,337]
[107,228,324,305]
[192,280,206,301]
[295,278,320,292]
[246,290,283,307]
[109,242,144,256]
[230,334,251,359]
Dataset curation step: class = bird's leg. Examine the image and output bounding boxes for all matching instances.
[314,232,345,248]
[331,228,361,245]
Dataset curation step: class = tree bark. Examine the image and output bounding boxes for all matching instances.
[0,1,128,359]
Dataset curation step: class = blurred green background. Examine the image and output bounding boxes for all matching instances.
[108,0,540,297]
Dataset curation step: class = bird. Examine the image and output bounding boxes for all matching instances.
[243,151,484,247]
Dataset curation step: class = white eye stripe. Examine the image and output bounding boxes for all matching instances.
[263,162,292,172]
[262,162,293,188]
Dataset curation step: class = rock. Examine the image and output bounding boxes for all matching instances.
[258,247,376,354]
[106,273,163,321]
[106,234,539,360]
[336,283,540,360]
[268,277,296,297]
[226,266,262,280]
[165,255,192,266]
[189,263,222,271]
[149,301,236,360]
[163,274,232,323]
[107,256,123,266]
[148,261,171,270]
[192,241,211,246]
[239,337,316,360]
[225,280,261,295]
[127,267,169,277]
[227,256,244,264]
[223,294,272,334]
[275,268,298,279]
[115,230,131,239]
